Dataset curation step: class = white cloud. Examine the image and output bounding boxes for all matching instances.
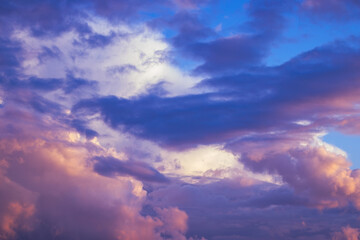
[13,17,202,102]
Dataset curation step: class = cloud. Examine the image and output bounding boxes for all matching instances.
[181,0,295,74]
[155,207,188,240]
[0,202,35,239]
[2,0,360,239]
[189,35,266,74]
[172,0,214,10]
[0,0,173,37]
[302,0,360,20]
[0,101,190,240]
[241,145,360,209]
[93,156,169,183]
[145,176,359,240]
[73,38,360,148]
[332,226,360,240]
[11,22,201,100]
[0,38,22,77]
[150,11,215,48]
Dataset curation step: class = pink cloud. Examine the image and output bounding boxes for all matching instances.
[0,106,190,240]
[332,225,360,240]
[239,141,360,209]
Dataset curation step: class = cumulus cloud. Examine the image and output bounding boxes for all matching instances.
[0,101,192,240]
[241,145,360,209]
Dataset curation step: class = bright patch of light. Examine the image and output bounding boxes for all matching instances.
[294,120,312,126]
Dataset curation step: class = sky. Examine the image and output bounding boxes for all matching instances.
[1,0,360,239]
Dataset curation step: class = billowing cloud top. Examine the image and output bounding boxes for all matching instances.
[1,0,360,239]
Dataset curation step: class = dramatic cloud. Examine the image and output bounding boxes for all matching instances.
[0,103,194,240]
[73,38,360,148]
[2,0,360,239]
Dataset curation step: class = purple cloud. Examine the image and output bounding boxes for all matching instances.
[302,0,360,20]
[2,0,360,239]
[93,156,169,183]
[73,38,360,148]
